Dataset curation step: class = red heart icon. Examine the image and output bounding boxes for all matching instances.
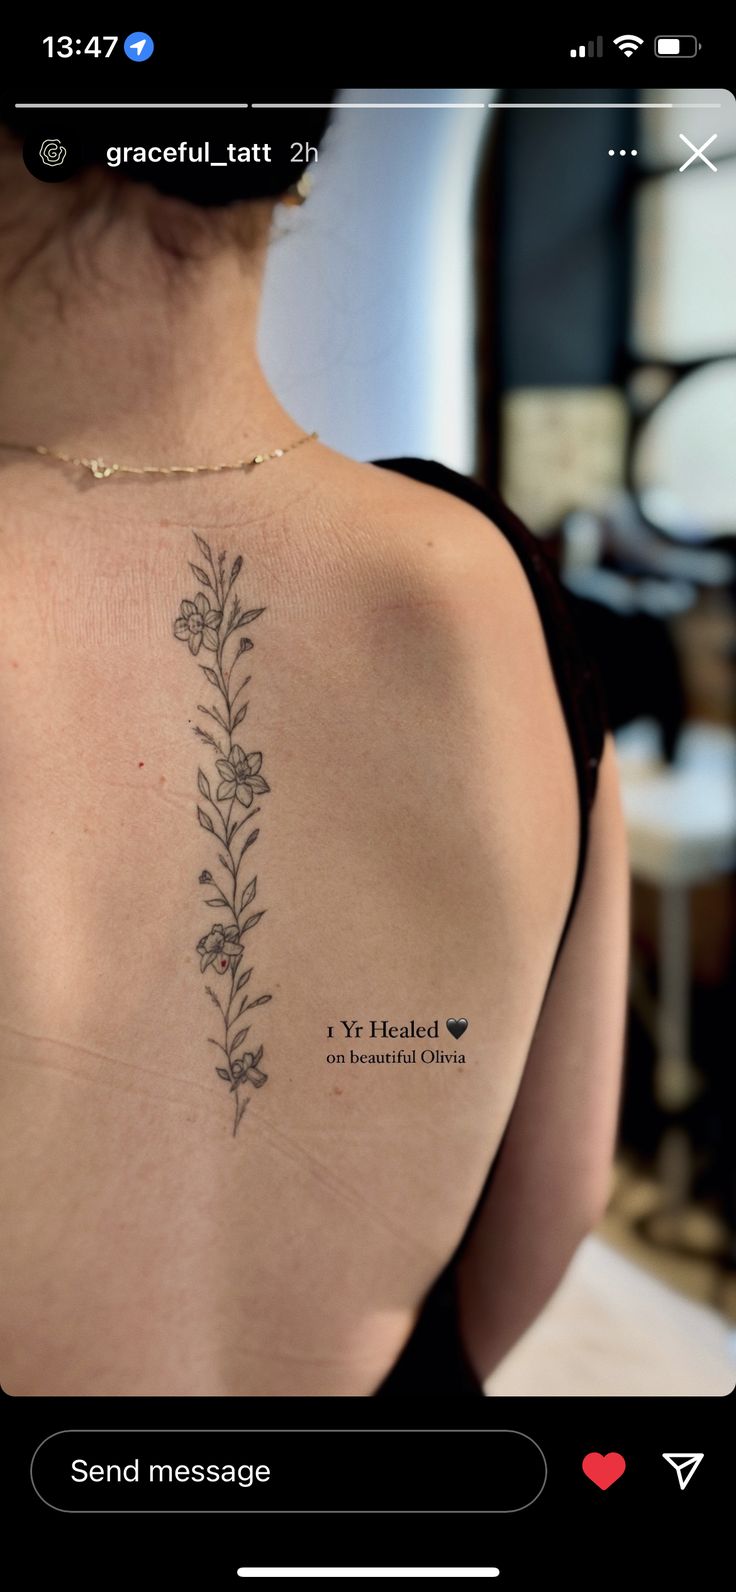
[582,1452,626,1490]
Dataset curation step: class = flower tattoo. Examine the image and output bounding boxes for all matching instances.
[197,923,245,974]
[174,591,223,655]
[172,535,272,1135]
[216,746,270,808]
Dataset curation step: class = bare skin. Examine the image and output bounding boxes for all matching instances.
[0,147,624,1395]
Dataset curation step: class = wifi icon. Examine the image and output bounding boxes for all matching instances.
[614,33,644,56]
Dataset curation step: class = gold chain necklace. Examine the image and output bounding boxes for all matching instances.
[0,430,318,480]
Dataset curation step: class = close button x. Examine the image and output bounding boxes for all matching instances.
[679,133,718,172]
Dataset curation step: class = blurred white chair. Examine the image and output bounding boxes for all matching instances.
[485,1235,734,1396]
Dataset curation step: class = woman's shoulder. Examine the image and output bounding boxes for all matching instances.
[369,455,500,516]
[301,448,525,593]
[285,452,571,724]
[361,453,504,540]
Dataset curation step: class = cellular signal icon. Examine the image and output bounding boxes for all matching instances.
[614,33,644,56]
[571,36,603,57]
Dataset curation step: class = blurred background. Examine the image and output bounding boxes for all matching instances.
[260,87,736,1394]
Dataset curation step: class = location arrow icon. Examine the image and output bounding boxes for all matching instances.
[662,1453,704,1490]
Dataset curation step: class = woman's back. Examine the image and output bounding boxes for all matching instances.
[0,445,579,1394]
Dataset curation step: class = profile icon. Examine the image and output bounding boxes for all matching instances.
[23,132,78,183]
[39,138,67,168]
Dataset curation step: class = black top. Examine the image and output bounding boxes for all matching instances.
[368,459,607,1397]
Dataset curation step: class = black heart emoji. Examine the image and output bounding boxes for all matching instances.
[446,1018,468,1041]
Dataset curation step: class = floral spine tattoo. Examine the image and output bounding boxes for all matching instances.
[173,533,272,1135]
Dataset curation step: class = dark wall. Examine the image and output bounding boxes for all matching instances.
[493,91,636,388]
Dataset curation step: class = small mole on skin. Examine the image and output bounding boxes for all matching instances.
[333,1086,344,1096]
[426,540,434,547]
[159,774,166,784]
[138,762,144,768]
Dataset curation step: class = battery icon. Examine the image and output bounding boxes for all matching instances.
[655,35,700,56]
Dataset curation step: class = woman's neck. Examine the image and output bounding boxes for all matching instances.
[0,175,297,468]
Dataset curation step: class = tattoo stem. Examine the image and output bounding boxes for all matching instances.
[179,533,270,1135]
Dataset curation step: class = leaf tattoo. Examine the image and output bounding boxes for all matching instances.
[173,534,272,1136]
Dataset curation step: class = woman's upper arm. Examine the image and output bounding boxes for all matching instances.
[500,733,629,1215]
[457,734,629,1373]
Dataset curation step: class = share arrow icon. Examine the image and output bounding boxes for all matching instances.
[662,1453,704,1490]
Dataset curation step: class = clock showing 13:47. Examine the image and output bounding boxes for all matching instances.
[42,35,155,60]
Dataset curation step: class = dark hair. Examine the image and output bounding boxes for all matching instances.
[4,99,335,207]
